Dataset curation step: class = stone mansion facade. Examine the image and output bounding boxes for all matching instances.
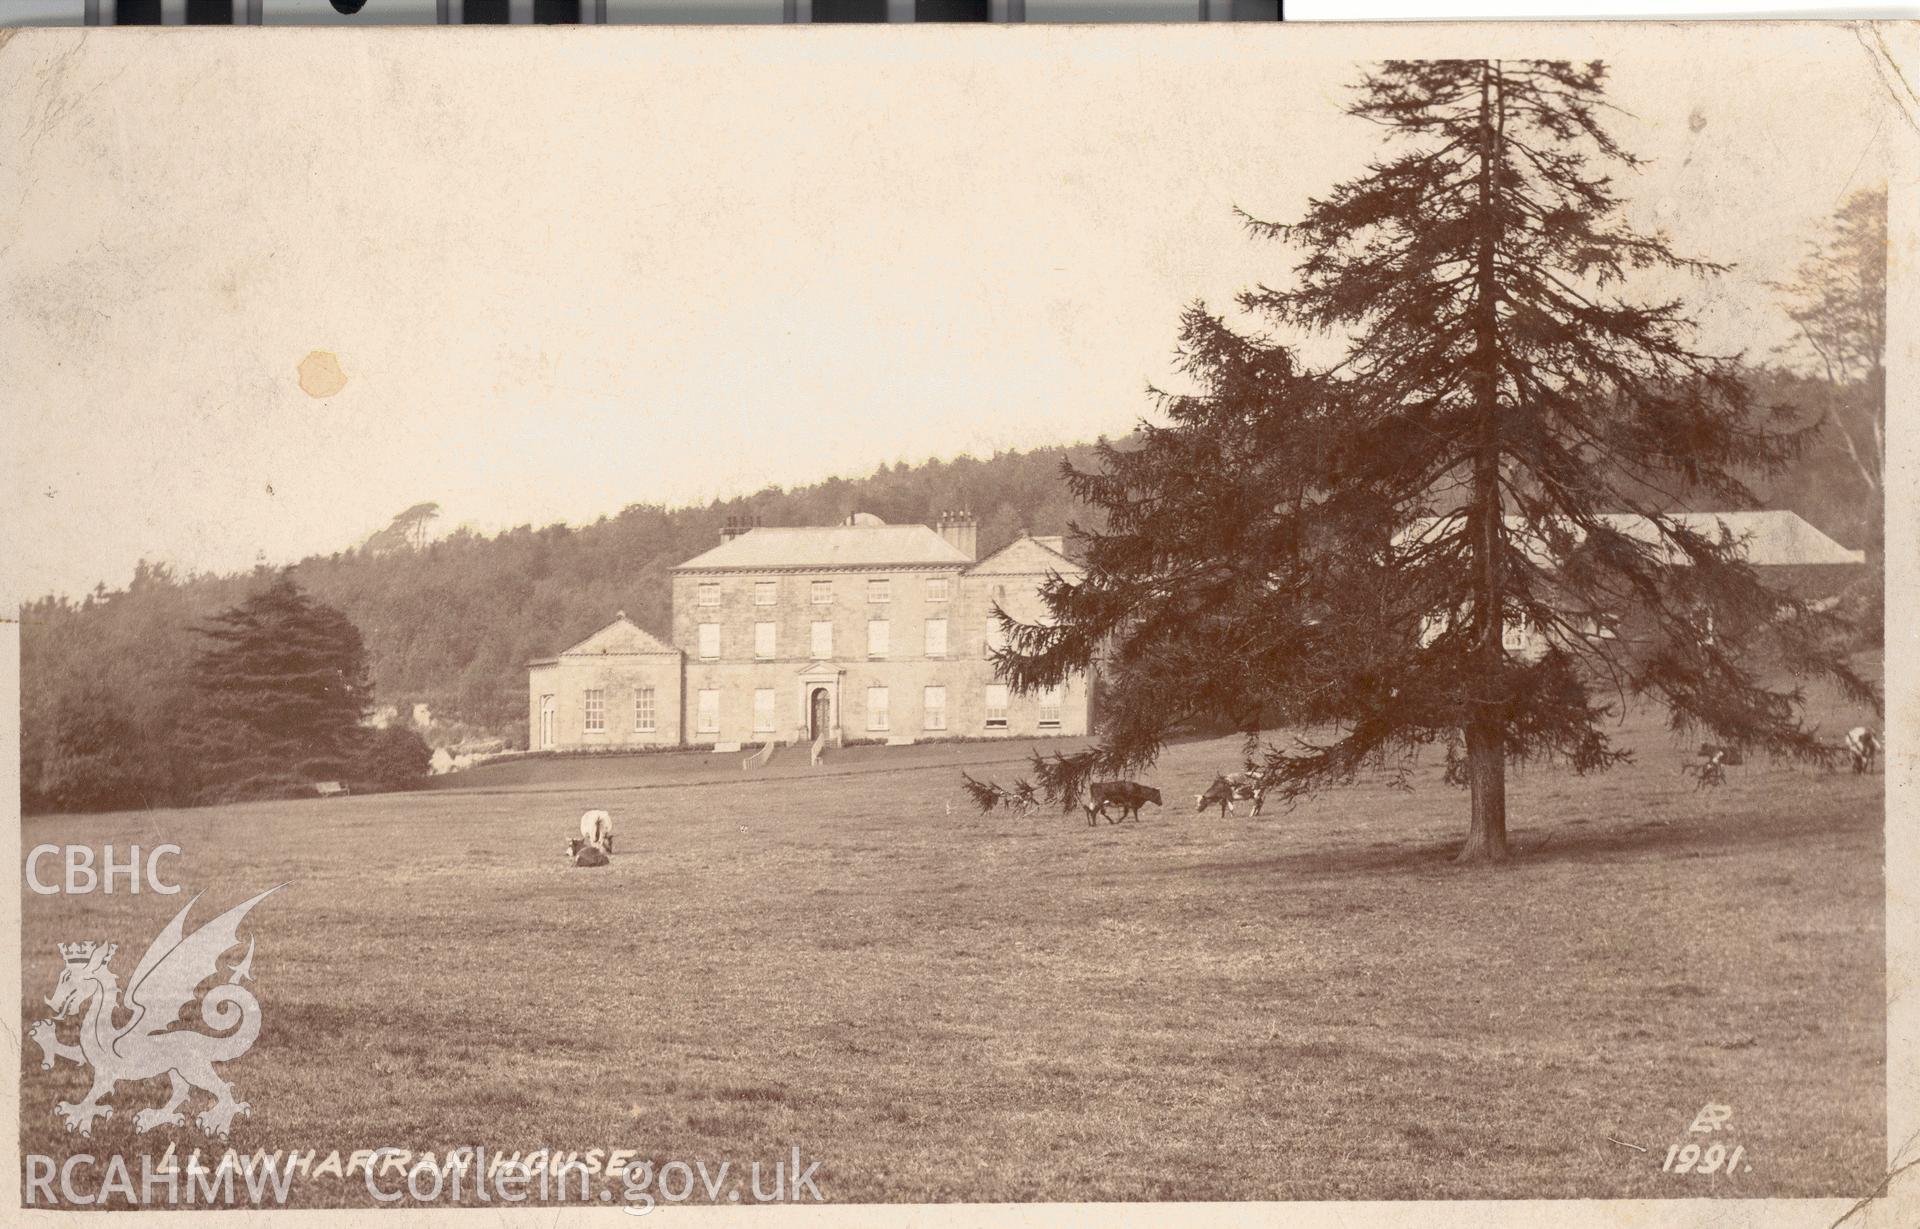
[526,512,1094,752]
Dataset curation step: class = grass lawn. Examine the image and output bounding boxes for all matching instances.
[19,688,1884,1206]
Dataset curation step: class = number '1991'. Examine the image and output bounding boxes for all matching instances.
[1662,1142,1746,1174]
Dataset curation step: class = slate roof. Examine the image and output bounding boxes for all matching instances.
[968,533,1082,577]
[674,524,973,572]
[556,614,679,658]
[1397,510,1865,568]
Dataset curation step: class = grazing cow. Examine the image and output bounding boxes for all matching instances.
[566,837,610,868]
[1846,727,1880,775]
[580,809,614,854]
[1084,781,1162,826]
[1685,749,1726,791]
[1195,770,1271,818]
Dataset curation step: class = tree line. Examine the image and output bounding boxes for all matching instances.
[26,573,432,812]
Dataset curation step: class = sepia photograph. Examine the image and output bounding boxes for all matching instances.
[1,18,1912,1221]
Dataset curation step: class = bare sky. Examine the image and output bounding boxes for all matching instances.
[0,22,1894,603]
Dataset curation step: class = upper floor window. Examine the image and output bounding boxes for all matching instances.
[697,582,721,607]
[755,622,777,660]
[754,581,778,606]
[698,623,721,660]
[811,580,833,605]
[924,618,948,659]
[926,576,950,603]
[868,619,890,658]
[868,578,891,604]
[811,621,833,659]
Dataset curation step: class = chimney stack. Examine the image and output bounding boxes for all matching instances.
[936,509,978,561]
[721,514,756,544]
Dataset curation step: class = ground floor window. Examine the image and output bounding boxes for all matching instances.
[923,685,947,731]
[754,688,776,733]
[1038,684,1063,729]
[584,688,605,732]
[697,689,720,734]
[984,683,1009,729]
[867,686,890,731]
[635,687,656,732]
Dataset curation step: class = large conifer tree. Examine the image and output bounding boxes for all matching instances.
[968,59,1875,862]
[182,572,374,803]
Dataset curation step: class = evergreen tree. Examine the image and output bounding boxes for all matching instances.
[36,687,156,813]
[353,725,433,793]
[181,572,374,803]
[968,59,1876,862]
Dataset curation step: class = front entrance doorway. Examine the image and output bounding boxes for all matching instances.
[809,687,831,741]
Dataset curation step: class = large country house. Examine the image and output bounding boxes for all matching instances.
[527,512,1094,752]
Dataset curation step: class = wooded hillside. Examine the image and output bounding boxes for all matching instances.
[21,442,1100,808]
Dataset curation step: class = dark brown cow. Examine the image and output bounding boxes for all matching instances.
[566,836,611,868]
[1084,781,1162,826]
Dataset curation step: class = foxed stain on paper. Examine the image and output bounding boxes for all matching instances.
[296,350,347,399]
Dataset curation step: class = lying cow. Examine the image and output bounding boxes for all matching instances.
[579,808,614,854]
[1196,770,1270,818]
[566,836,610,868]
[1084,780,1162,826]
[1847,727,1881,775]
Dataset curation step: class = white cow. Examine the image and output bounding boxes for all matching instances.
[580,809,614,853]
[1846,727,1880,775]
